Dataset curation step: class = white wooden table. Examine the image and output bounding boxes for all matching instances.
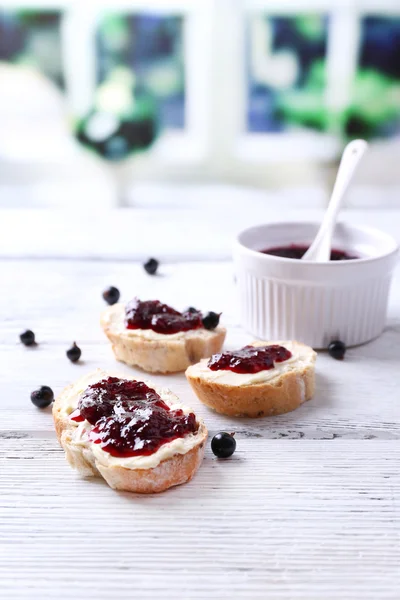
[1,204,400,600]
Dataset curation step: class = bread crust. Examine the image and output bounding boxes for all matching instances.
[53,379,208,493]
[101,304,226,374]
[96,441,206,494]
[185,341,316,418]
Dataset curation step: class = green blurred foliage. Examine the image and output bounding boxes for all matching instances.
[275,60,328,131]
[277,61,400,140]
[295,16,326,41]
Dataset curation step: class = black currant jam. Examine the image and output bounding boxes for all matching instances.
[125,299,203,335]
[70,377,198,457]
[262,244,358,260]
[208,345,292,374]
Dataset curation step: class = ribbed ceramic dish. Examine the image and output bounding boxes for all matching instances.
[233,222,398,348]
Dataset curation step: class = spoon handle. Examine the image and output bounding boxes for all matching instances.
[324,139,368,224]
[303,139,368,261]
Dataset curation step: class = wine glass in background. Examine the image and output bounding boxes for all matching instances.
[71,12,185,205]
[74,66,159,204]
[75,67,157,164]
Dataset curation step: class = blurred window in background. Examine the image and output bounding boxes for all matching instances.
[0,2,400,201]
[247,15,329,134]
[0,8,117,208]
[0,8,68,163]
[0,9,63,87]
[346,16,400,140]
[97,14,184,130]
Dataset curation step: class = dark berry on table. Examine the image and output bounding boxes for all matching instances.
[211,432,236,458]
[144,258,159,275]
[102,286,120,305]
[328,340,346,360]
[66,342,81,363]
[185,307,198,314]
[202,311,221,330]
[20,330,35,346]
[31,386,54,409]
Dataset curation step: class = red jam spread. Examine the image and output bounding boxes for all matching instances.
[208,345,292,374]
[262,244,358,260]
[70,377,198,457]
[125,299,203,335]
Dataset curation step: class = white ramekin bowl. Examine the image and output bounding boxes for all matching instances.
[233,221,398,348]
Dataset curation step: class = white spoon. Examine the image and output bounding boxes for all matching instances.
[302,139,368,262]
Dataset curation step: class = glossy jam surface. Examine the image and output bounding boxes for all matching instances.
[208,345,292,374]
[262,244,358,261]
[125,299,203,335]
[71,377,198,457]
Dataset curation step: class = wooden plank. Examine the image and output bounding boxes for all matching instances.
[2,337,400,440]
[1,259,400,440]
[1,206,400,260]
[1,439,399,599]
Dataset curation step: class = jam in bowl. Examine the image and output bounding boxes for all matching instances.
[262,244,358,261]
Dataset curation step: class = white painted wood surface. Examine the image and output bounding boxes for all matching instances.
[2,203,400,260]
[1,207,400,599]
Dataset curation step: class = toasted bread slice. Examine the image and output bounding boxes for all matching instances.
[185,341,316,418]
[53,370,208,493]
[101,303,226,374]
